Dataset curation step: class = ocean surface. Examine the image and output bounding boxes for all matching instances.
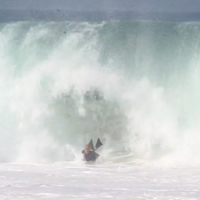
[1,9,200,199]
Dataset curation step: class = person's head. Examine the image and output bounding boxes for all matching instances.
[85,145,90,154]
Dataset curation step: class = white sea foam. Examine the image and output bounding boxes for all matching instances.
[0,21,200,166]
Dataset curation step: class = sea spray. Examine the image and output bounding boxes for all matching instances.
[0,21,200,165]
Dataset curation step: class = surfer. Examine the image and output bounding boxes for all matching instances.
[82,138,103,162]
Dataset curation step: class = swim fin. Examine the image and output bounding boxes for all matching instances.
[88,139,95,151]
[95,138,103,150]
[82,138,103,153]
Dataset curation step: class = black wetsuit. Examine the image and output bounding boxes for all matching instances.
[82,150,98,162]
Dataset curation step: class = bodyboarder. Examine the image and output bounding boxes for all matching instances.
[82,138,103,162]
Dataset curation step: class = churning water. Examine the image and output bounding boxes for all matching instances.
[1,15,200,166]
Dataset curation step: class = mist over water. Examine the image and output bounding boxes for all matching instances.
[1,20,200,165]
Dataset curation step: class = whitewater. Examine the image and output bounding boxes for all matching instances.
[1,13,200,199]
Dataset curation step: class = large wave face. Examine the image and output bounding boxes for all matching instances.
[1,21,200,165]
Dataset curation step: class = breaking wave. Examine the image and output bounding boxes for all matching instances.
[1,20,200,165]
